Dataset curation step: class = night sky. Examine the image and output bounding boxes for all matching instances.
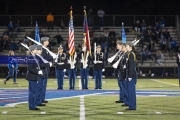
[0,0,179,15]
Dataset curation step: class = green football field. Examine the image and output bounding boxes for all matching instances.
[0,78,180,120]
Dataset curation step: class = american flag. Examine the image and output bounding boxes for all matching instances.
[68,10,75,56]
[83,9,91,55]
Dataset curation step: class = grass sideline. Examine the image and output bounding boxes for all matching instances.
[0,79,180,120]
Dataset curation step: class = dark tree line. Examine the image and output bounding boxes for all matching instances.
[0,0,179,15]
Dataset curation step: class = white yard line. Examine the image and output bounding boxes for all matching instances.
[79,78,85,120]
[80,96,85,120]
[150,79,178,87]
[3,92,103,107]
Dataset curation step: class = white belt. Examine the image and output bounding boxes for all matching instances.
[96,61,103,63]
[57,63,64,65]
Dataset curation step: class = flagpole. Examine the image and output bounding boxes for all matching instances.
[83,6,92,57]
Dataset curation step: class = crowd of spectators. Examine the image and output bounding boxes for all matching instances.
[131,17,179,66]
[0,17,178,69]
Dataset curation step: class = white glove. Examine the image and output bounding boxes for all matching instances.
[83,64,88,69]
[55,58,58,63]
[49,62,52,67]
[93,61,97,64]
[12,65,14,68]
[71,66,75,69]
[102,69,105,72]
[80,59,83,63]
[38,70,43,75]
[63,69,66,72]
[123,65,126,68]
[68,60,71,63]
[128,78,132,81]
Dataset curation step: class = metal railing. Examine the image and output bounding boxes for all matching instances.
[0,15,178,27]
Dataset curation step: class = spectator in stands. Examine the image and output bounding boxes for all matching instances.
[176,43,180,52]
[108,29,116,38]
[148,40,155,51]
[103,46,108,65]
[100,35,106,44]
[151,27,159,43]
[54,32,64,44]
[17,40,22,53]
[108,39,116,54]
[3,29,9,37]
[23,32,29,45]
[141,19,147,33]
[166,38,171,52]
[155,21,160,31]
[2,35,9,50]
[10,40,17,51]
[92,34,100,45]
[97,9,105,27]
[59,18,65,30]
[14,20,21,32]
[155,50,164,65]
[164,29,170,39]
[102,30,108,42]
[88,8,93,26]
[159,30,165,42]
[47,12,54,30]
[29,30,35,39]
[170,37,177,51]
[101,41,109,52]
[8,21,14,33]
[141,48,146,65]
[160,17,165,30]
[146,31,152,43]
[133,20,141,35]
[161,38,167,51]
[41,31,49,38]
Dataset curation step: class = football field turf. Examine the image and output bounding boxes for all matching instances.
[0,78,180,120]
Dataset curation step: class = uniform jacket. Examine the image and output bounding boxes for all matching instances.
[55,53,67,70]
[93,52,105,70]
[66,52,78,69]
[41,47,53,77]
[119,52,128,80]
[78,51,92,68]
[26,55,39,81]
[127,50,137,79]
[36,55,50,78]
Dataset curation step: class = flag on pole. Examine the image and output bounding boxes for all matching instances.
[83,6,91,55]
[35,21,40,43]
[68,6,75,55]
[122,22,126,43]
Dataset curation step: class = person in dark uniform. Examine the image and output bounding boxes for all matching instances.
[26,45,42,110]
[120,44,129,107]
[125,42,137,110]
[35,45,52,107]
[4,51,18,84]
[55,45,66,90]
[66,52,78,90]
[41,37,53,103]
[110,40,123,103]
[93,45,105,89]
[176,53,180,87]
[79,43,91,90]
